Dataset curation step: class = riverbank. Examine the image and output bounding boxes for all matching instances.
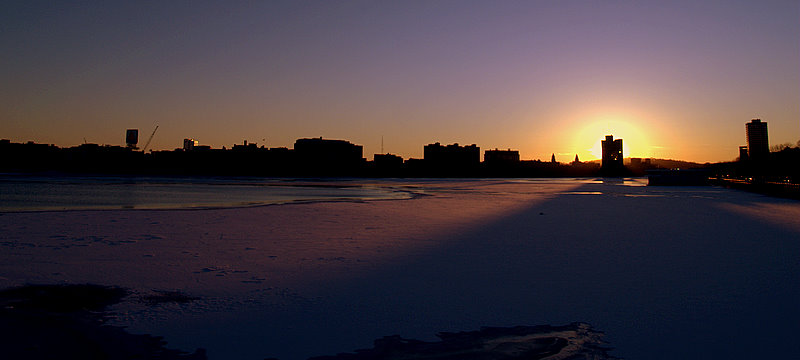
[710,177,800,200]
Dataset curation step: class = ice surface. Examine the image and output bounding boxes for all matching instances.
[1,179,798,359]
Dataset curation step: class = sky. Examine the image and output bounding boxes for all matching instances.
[1,0,798,163]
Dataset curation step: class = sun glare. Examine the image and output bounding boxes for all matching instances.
[573,117,652,161]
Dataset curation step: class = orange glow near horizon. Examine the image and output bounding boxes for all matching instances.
[573,116,653,161]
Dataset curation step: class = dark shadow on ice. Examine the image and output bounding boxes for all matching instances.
[251,182,800,360]
[0,284,206,360]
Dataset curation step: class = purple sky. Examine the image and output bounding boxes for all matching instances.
[1,0,798,162]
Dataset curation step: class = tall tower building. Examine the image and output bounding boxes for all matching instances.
[601,135,623,170]
[745,119,769,160]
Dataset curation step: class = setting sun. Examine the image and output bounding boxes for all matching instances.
[573,117,652,161]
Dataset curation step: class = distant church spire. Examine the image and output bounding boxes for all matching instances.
[551,153,556,163]
[574,154,579,163]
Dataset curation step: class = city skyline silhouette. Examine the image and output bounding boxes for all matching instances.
[3,116,798,185]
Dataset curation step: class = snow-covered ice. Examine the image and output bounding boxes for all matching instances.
[1,179,798,359]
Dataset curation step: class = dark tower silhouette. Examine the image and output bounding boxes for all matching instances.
[125,129,138,149]
[601,135,623,172]
[571,154,582,166]
[550,153,556,163]
[746,119,769,161]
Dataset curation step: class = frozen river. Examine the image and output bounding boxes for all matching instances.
[1,178,798,359]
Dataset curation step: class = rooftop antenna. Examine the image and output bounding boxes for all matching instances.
[143,125,159,153]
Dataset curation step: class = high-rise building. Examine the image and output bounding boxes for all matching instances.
[601,135,623,170]
[745,119,769,160]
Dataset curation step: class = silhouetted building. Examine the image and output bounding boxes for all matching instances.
[626,157,657,176]
[484,149,520,164]
[0,140,61,171]
[573,154,580,164]
[403,158,425,174]
[126,129,138,149]
[63,142,144,173]
[738,146,749,162]
[746,119,769,160]
[183,138,198,151]
[294,137,364,174]
[422,142,480,176]
[483,149,521,176]
[601,135,623,171]
[550,153,557,163]
[374,153,403,168]
[232,140,259,151]
[372,153,404,176]
[424,143,479,166]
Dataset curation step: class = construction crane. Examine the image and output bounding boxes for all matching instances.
[142,125,159,153]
